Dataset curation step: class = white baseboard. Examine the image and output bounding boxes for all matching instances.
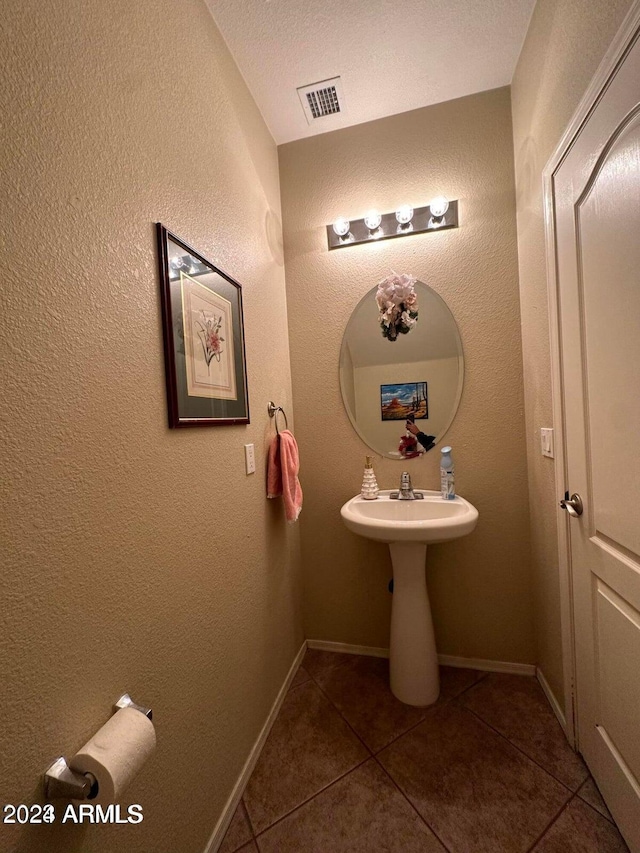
[306,639,389,658]
[203,640,307,853]
[536,666,567,731]
[438,654,536,676]
[306,640,536,676]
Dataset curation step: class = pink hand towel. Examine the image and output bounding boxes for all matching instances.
[267,429,303,522]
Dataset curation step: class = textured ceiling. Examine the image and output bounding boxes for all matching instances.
[206,0,536,144]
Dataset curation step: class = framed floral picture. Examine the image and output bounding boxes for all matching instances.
[156,223,249,427]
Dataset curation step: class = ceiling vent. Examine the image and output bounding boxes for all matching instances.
[297,77,344,124]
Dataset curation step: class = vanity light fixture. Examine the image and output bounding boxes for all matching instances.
[167,253,210,280]
[395,205,414,226]
[364,209,382,231]
[332,216,351,238]
[429,196,449,217]
[326,198,458,250]
[428,196,450,227]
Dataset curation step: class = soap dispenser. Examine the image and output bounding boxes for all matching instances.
[361,456,379,500]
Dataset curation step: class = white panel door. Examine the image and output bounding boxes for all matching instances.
[553,27,640,852]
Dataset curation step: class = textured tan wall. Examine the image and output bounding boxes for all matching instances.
[0,1,302,851]
[279,88,536,664]
[511,0,633,707]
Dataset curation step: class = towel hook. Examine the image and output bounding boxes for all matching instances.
[268,401,288,435]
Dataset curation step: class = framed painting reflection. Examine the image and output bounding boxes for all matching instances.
[380,382,428,421]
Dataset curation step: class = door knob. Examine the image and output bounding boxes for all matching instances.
[560,492,583,517]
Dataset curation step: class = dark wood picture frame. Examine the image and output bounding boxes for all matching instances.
[156,223,250,427]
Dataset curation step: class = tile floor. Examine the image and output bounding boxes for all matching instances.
[219,650,630,853]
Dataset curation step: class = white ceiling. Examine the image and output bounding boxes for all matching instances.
[206,0,536,145]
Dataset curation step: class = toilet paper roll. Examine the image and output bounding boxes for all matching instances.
[70,706,156,803]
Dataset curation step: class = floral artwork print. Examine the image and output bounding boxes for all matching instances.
[180,272,237,401]
[375,271,419,340]
[158,225,249,425]
[195,310,225,372]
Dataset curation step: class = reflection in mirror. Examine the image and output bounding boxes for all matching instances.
[339,281,464,459]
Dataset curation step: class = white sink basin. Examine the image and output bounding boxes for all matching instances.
[340,489,478,544]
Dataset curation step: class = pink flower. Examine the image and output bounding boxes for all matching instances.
[208,331,221,353]
[376,271,418,309]
[375,271,419,338]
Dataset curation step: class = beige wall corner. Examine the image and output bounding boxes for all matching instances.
[0,1,302,851]
[279,88,536,666]
[511,0,633,709]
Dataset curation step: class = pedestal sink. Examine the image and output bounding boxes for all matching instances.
[340,490,478,707]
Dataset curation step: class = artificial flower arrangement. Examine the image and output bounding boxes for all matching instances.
[375,271,419,341]
[398,432,421,458]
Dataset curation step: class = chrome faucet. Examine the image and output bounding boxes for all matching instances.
[399,471,414,499]
[390,472,424,500]
[392,471,423,500]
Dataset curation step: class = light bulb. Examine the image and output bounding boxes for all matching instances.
[364,209,382,231]
[395,205,414,225]
[332,217,350,237]
[429,196,449,218]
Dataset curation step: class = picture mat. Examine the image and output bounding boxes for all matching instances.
[181,272,237,400]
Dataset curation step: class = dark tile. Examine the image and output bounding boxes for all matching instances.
[302,648,353,679]
[257,759,446,853]
[439,665,487,700]
[290,665,311,689]
[379,703,571,853]
[577,776,613,822]
[533,797,629,852]
[237,843,258,853]
[313,655,429,752]
[461,673,587,790]
[243,679,368,833]
[219,801,253,853]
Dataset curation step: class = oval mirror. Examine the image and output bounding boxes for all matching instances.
[339,281,464,459]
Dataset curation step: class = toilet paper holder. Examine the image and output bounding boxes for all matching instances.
[43,693,153,800]
[114,692,153,721]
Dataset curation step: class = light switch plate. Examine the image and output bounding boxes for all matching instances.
[541,428,554,458]
[244,443,256,474]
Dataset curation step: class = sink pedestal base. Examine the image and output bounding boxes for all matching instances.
[389,543,439,706]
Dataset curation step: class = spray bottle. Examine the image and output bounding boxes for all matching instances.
[440,446,455,500]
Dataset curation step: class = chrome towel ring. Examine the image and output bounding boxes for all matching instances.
[268,401,288,434]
